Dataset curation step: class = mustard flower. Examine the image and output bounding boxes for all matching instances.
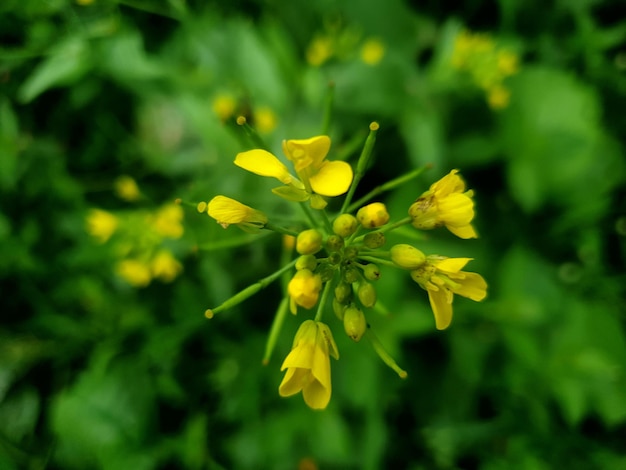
[150,250,183,282]
[408,169,477,239]
[234,135,353,210]
[114,175,141,202]
[279,320,339,409]
[287,269,322,313]
[410,256,487,330]
[360,38,385,65]
[207,196,268,231]
[116,259,152,287]
[152,203,184,239]
[86,209,118,243]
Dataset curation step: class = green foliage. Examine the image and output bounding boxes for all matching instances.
[1,0,625,469]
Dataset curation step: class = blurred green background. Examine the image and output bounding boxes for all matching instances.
[2,0,626,469]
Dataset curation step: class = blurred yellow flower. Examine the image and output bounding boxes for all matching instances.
[151,250,183,282]
[360,38,385,65]
[152,203,184,239]
[86,209,118,243]
[408,169,477,239]
[287,269,322,313]
[411,256,487,330]
[212,94,237,121]
[279,320,339,409]
[306,35,334,66]
[253,106,278,134]
[116,259,152,287]
[207,195,268,230]
[487,84,511,110]
[114,175,141,202]
[76,0,94,5]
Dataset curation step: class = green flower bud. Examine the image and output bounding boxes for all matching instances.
[333,214,358,237]
[357,202,390,229]
[333,298,346,321]
[343,266,359,283]
[363,231,386,249]
[343,246,359,260]
[326,234,344,252]
[363,263,380,281]
[296,254,317,271]
[334,281,352,303]
[316,262,335,282]
[296,229,323,255]
[390,244,426,269]
[328,252,342,265]
[358,282,377,308]
[343,306,366,342]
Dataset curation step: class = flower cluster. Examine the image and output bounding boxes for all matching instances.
[451,29,519,110]
[201,123,487,409]
[306,22,385,67]
[86,177,185,287]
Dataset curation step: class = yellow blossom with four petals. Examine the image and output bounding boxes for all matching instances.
[207,195,268,231]
[279,320,339,409]
[410,256,487,330]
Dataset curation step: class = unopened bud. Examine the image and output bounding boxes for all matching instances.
[333,213,358,237]
[363,231,385,248]
[363,264,380,281]
[326,234,344,252]
[343,266,359,283]
[296,229,323,255]
[390,244,426,269]
[357,202,390,229]
[357,282,377,308]
[333,298,346,321]
[296,254,317,271]
[343,306,366,342]
[334,281,352,303]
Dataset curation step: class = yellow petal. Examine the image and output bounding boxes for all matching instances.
[309,160,353,197]
[454,272,488,301]
[428,288,454,330]
[431,169,465,197]
[447,223,478,239]
[317,322,339,360]
[302,377,331,409]
[433,257,473,273]
[282,135,331,171]
[234,149,293,184]
[207,196,267,227]
[278,367,309,397]
[438,193,474,227]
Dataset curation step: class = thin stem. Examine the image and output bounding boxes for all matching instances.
[346,165,430,213]
[365,328,407,379]
[236,116,271,151]
[320,209,333,234]
[264,222,299,237]
[340,122,380,214]
[357,256,397,268]
[263,297,289,365]
[299,202,319,229]
[314,277,334,322]
[353,217,412,243]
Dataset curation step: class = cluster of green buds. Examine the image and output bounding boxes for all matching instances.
[195,119,487,409]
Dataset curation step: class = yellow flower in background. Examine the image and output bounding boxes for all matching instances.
[152,203,184,239]
[86,209,118,243]
[287,269,322,313]
[212,93,237,121]
[253,106,278,134]
[116,259,152,287]
[234,135,353,210]
[408,169,477,239]
[497,50,519,76]
[114,175,141,202]
[487,84,511,110]
[306,35,334,66]
[207,195,268,230]
[410,256,487,330]
[360,38,385,65]
[151,250,183,282]
[279,320,339,409]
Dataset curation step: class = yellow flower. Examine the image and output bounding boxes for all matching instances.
[207,195,268,231]
[212,94,237,121]
[287,269,322,313]
[410,256,487,330]
[408,169,477,239]
[279,320,339,409]
[116,259,152,287]
[86,209,118,243]
[306,35,334,66]
[360,38,385,66]
[234,136,353,210]
[152,203,184,239]
[150,250,183,282]
[487,84,511,110]
[114,175,141,202]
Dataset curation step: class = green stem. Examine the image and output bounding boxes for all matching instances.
[353,217,412,244]
[346,165,430,213]
[340,122,380,214]
[299,202,319,229]
[314,277,334,322]
[365,328,407,379]
[206,258,298,318]
[236,116,271,151]
[263,297,289,365]
[357,256,397,268]
[264,222,299,237]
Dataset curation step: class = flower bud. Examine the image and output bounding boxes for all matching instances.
[296,254,317,271]
[357,202,390,228]
[357,282,377,308]
[343,246,359,259]
[333,213,358,237]
[334,281,352,303]
[343,306,366,342]
[333,298,346,321]
[408,199,438,230]
[343,266,359,283]
[296,229,323,255]
[390,244,426,269]
[363,231,385,249]
[326,234,344,252]
[363,263,380,281]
